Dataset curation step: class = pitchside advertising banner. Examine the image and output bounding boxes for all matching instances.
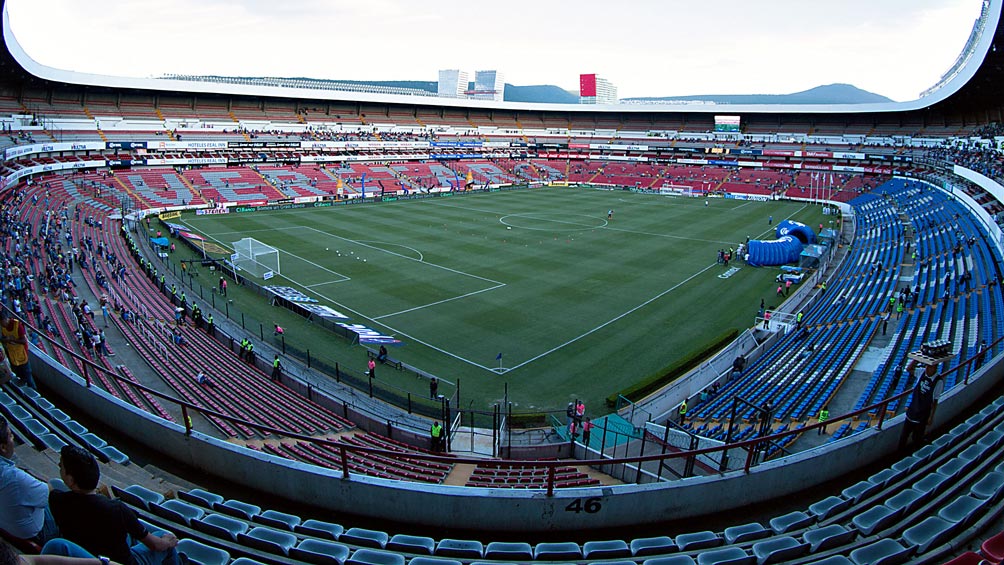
[5,141,105,160]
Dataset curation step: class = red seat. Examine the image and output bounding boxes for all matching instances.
[983,531,1004,563]
[940,551,985,565]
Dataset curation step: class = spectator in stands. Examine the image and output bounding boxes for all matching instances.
[195,369,215,388]
[817,406,829,435]
[430,421,443,452]
[376,345,387,364]
[678,399,688,424]
[898,360,944,452]
[43,446,180,565]
[0,416,57,544]
[975,340,987,370]
[581,417,593,446]
[271,355,282,382]
[0,310,34,389]
[170,327,186,347]
[3,539,127,565]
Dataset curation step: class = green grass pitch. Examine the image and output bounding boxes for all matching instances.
[180,187,827,416]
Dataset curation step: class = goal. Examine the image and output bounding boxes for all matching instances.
[232,238,280,278]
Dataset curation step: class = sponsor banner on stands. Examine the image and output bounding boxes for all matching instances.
[264,286,319,303]
[5,141,106,160]
[106,141,148,150]
[589,144,648,151]
[676,158,709,165]
[708,159,740,167]
[105,159,143,167]
[766,161,798,169]
[158,211,182,220]
[763,149,797,157]
[674,147,701,153]
[195,207,230,215]
[724,193,772,202]
[228,141,302,148]
[832,152,866,160]
[804,151,833,158]
[862,166,892,174]
[732,149,763,156]
[300,304,349,320]
[335,323,403,345]
[147,140,229,150]
[146,157,227,166]
[234,201,333,213]
[432,141,483,147]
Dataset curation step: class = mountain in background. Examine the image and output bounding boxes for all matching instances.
[623,84,893,105]
[242,78,891,105]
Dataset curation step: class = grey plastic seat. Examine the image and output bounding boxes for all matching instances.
[913,472,950,496]
[237,526,297,555]
[434,539,483,559]
[177,539,230,565]
[937,494,986,526]
[388,535,436,555]
[347,549,406,565]
[341,528,390,549]
[902,516,956,554]
[38,433,67,452]
[849,538,912,565]
[99,446,130,465]
[885,489,924,514]
[808,557,853,565]
[769,511,813,534]
[852,505,901,536]
[193,513,249,542]
[214,499,262,520]
[113,484,164,509]
[958,444,985,465]
[937,458,971,479]
[868,468,896,487]
[631,536,677,557]
[64,420,88,435]
[533,541,582,560]
[977,430,1004,449]
[179,488,225,509]
[724,523,768,544]
[47,408,71,422]
[802,524,856,553]
[750,536,809,565]
[643,556,696,565]
[291,539,351,565]
[408,559,461,565]
[676,531,721,551]
[296,519,345,540]
[484,542,532,561]
[695,546,754,565]
[970,472,1004,501]
[151,499,205,525]
[583,540,631,559]
[8,405,30,420]
[891,455,920,474]
[841,480,881,503]
[808,496,852,520]
[0,392,14,406]
[254,509,302,531]
[80,432,107,449]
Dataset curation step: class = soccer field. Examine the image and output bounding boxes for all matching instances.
[181,187,826,414]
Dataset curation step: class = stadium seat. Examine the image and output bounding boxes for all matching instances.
[254,509,302,531]
[533,541,582,560]
[806,557,852,565]
[802,524,856,553]
[290,539,351,565]
[230,559,267,565]
[694,546,754,565]
[939,552,985,565]
[913,473,951,496]
[237,527,297,555]
[112,485,164,509]
[348,549,406,565]
[583,540,631,559]
[848,538,912,565]
[177,539,230,565]
[630,536,677,557]
[295,519,345,540]
[675,531,722,551]
[151,499,205,525]
[891,456,920,474]
[851,505,901,536]
[969,472,1004,502]
[178,489,225,509]
[434,539,484,559]
[192,513,249,542]
[808,496,852,520]
[407,558,461,565]
[841,480,881,503]
[938,495,987,527]
[484,542,533,561]
[867,468,897,487]
[981,530,1004,562]
[214,499,262,520]
[901,516,956,554]
[341,528,390,549]
[884,489,924,515]
[768,511,813,534]
[724,523,768,544]
[99,446,130,465]
[387,535,436,555]
[643,556,696,565]
[750,536,808,565]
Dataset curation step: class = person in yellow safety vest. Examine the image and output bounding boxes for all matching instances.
[430,421,443,452]
[818,406,829,435]
[678,399,688,424]
[245,340,254,365]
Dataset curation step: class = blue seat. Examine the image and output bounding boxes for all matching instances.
[868,468,897,487]
[841,480,881,502]
[179,489,225,509]
[583,540,631,559]
[938,494,987,526]
[99,446,130,465]
[230,559,267,565]
[643,556,696,565]
[807,557,853,565]
[214,499,262,520]
[724,523,768,545]
[808,496,851,520]
[802,524,856,553]
[631,536,677,557]
[291,539,351,565]
[64,421,88,435]
[177,539,230,565]
[884,489,923,515]
[849,538,912,565]
[434,539,483,559]
[341,528,390,549]
[695,546,753,565]
[769,511,813,534]
[533,542,582,560]
[484,542,532,561]
[675,531,721,551]
[388,535,436,556]
[913,472,950,495]
[192,513,249,542]
[408,559,461,565]
[970,472,1004,502]
[80,432,107,449]
[296,519,345,540]
[112,485,164,509]
[254,509,301,531]
[891,456,920,474]
[151,499,204,525]
[237,526,297,555]
[750,536,808,565]
[348,549,405,565]
[902,516,956,554]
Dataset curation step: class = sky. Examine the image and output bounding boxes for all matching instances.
[5,0,988,102]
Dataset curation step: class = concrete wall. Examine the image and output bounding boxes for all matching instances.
[32,345,1003,533]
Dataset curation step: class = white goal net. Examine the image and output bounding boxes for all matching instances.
[232,238,280,278]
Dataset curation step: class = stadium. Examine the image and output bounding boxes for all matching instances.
[1,0,1004,564]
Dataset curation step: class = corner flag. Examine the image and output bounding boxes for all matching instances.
[496,352,503,361]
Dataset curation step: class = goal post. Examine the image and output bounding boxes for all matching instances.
[232,237,280,278]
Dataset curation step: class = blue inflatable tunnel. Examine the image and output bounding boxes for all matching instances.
[746,220,817,267]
